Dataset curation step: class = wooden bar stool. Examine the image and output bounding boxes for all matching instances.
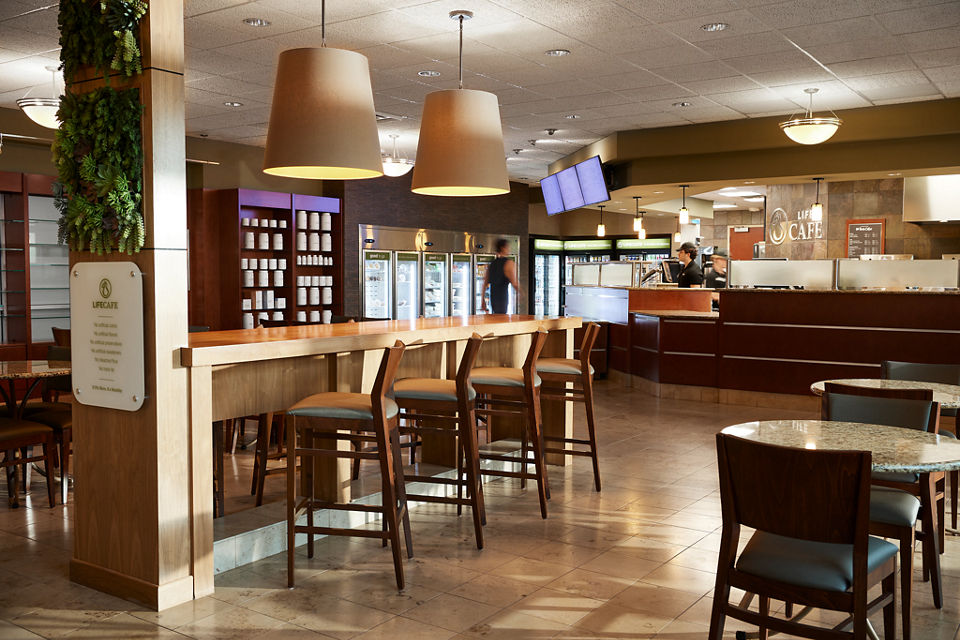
[472,329,550,519]
[537,322,602,492]
[393,334,486,548]
[286,342,413,590]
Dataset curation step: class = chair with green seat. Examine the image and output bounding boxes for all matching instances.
[286,341,412,590]
[536,322,602,492]
[710,433,898,640]
[882,360,960,529]
[822,382,941,637]
[472,329,550,519]
[392,333,486,548]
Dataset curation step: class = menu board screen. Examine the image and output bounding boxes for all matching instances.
[575,156,610,206]
[556,166,584,210]
[846,219,885,257]
[540,174,564,216]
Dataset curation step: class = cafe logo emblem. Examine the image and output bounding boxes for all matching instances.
[769,208,787,245]
[99,278,112,299]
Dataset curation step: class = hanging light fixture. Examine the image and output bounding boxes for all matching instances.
[411,10,509,196]
[780,88,842,145]
[17,66,61,130]
[382,134,414,177]
[633,196,646,239]
[678,185,690,225]
[262,0,382,179]
[596,205,606,238]
[810,177,824,221]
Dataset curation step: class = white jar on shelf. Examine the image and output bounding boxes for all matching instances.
[258,271,269,287]
[311,276,320,286]
[296,210,307,230]
[309,211,320,230]
[279,220,287,229]
[243,270,254,287]
[259,258,268,270]
[268,259,277,270]
[273,233,283,251]
[278,259,287,270]
[243,232,255,249]
[297,311,307,322]
[297,287,307,306]
[321,212,331,231]
[250,218,259,227]
[322,310,332,324]
[258,232,270,250]
[309,287,320,305]
[254,291,263,309]
[276,297,286,309]
[242,313,254,329]
[273,271,283,287]
[321,233,332,253]
[272,311,283,321]
[240,258,248,269]
[296,232,307,251]
[265,290,275,309]
[310,310,321,323]
[309,233,320,252]
[269,219,278,228]
[242,299,252,311]
[322,287,332,305]
[241,218,250,227]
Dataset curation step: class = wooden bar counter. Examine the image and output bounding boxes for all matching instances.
[181,314,580,596]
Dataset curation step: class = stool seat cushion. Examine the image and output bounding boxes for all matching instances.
[536,358,594,376]
[288,393,399,420]
[736,531,898,593]
[471,367,541,388]
[24,408,72,431]
[0,418,54,441]
[870,486,920,527]
[872,470,919,484]
[394,378,476,402]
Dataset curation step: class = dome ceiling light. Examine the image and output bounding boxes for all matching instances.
[381,133,414,177]
[780,88,842,145]
[17,66,61,130]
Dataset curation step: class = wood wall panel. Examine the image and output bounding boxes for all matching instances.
[627,288,713,312]
[660,319,717,355]
[720,357,875,395]
[660,353,717,387]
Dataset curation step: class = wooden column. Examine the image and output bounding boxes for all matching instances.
[69,2,194,610]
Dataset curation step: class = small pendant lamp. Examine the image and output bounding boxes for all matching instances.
[411,10,509,197]
[382,134,414,177]
[674,218,682,243]
[633,196,646,239]
[262,0,382,179]
[678,185,690,225]
[596,205,606,238]
[810,177,824,221]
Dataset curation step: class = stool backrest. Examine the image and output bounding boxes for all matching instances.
[716,433,871,545]
[882,361,960,385]
[52,327,71,346]
[579,323,600,371]
[822,382,939,433]
[457,334,485,397]
[523,329,549,388]
[373,342,406,421]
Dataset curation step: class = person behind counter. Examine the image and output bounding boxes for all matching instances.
[676,241,703,288]
[705,249,727,289]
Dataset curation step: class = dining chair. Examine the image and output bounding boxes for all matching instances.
[882,360,960,529]
[472,329,550,519]
[710,433,898,640]
[822,382,943,632]
[537,322,602,492]
[0,417,58,508]
[51,327,70,347]
[392,333,486,548]
[286,341,412,590]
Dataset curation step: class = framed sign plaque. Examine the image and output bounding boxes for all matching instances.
[70,262,146,411]
[846,219,885,258]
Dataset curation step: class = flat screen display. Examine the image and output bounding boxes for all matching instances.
[540,174,564,216]
[575,156,609,206]
[556,166,584,210]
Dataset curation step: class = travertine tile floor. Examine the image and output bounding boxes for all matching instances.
[2,380,960,639]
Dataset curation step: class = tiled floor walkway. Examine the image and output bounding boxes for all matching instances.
[2,381,959,639]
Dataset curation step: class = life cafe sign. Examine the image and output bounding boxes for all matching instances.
[768,207,824,245]
[70,262,146,411]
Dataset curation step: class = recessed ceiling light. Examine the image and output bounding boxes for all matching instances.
[888,172,901,176]
[743,196,765,202]
[224,101,243,107]
[713,203,737,209]
[701,22,728,32]
[564,114,580,119]
[545,49,571,57]
[242,17,271,27]
[418,70,441,77]
[653,190,664,194]
[744,181,755,184]
[672,101,692,107]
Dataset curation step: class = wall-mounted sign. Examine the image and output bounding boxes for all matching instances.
[533,239,564,251]
[70,262,145,411]
[615,238,671,249]
[563,239,612,251]
[768,207,824,246]
[846,219,885,258]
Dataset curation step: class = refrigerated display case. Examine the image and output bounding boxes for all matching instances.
[362,250,392,319]
[563,239,613,285]
[530,238,563,316]
[615,237,672,263]
[422,253,448,318]
[395,251,420,320]
[474,254,493,314]
[450,254,472,317]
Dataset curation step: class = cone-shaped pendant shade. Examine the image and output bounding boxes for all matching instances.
[411,89,509,196]
[263,48,383,179]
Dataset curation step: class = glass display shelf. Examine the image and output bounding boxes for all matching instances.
[30,263,70,267]
[0,313,27,318]
[29,315,69,320]
[0,219,24,223]
[27,219,59,224]
[28,242,67,248]
[0,268,25,272]
[30,287,69,290]
[0,290,27,294]
[0,247,25,252]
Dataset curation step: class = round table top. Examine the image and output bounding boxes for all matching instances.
[810,378,960,409]
[721,419,960,473]
[0,360,71,380]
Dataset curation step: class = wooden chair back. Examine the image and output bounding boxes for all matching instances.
[258,319,287,329]
[372,342,406,421]
[52,327,70,347]
[523,329,549,388]
[456,333,485,397]
[822,382,940,433]
[716,433,871,545]
[579,323,600,371]
[882,361,960,385]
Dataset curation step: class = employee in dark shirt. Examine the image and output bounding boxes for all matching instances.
[482,238,521,313]
[676,241,703,288]
[704,249,728,289]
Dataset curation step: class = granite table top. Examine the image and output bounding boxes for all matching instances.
[0,360,71,380]
[722,419,960,473]
[810,378,960,409]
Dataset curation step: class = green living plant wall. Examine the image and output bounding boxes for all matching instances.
[54,0,148,254]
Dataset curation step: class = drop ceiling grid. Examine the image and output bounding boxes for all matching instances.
[0,0,957,182]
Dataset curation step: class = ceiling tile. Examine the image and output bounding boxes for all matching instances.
[725,49,822,74]
[826,54,919,79]
[746,0,877,30]
[910,46,960,69]
[707,88,798,112]
[898,27,960,53]
[618,84,697,102]
[696,32,796,60]
[590,69,665,91]
[520,79,605,98]
[623,43,713,69]
[655,60,741,84]
[875,3,960,34]
[184,0,250,19]
[779,16,889,48]
[626,0,741,22]
[804,36,906,64]
[680,75,763,94]
[0,24,59,55]
[658,10,774,43]
[593,26,687,55]
[747,67,835,87]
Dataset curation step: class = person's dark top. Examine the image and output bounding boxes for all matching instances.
[488,256,510,313]
[704,267,726,289]
[677,260,704,288]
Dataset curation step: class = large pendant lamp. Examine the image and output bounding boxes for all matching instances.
[262,0,382,179]
[411,10,509,197]
[780,88,842,145]
[678,185,689,225]
[810,177,824,221]
[596,205,606,237]
[633,196,646,240]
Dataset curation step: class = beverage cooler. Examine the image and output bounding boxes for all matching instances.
[450,254,472,317]
[394,251,420,321]
[422,253,448,318]
[530,238,563,316]
[474,254,493,314]
[562,239,613,286]
[615,237,672,262]
[362,250,392,319]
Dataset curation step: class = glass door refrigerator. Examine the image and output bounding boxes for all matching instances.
[422,253,448,318]
[562,239,613,286]
[530,238,563,315]
[450,254,472,317]
[474,254,494,314]
[394,251,420,321]
[362,250,392,319]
